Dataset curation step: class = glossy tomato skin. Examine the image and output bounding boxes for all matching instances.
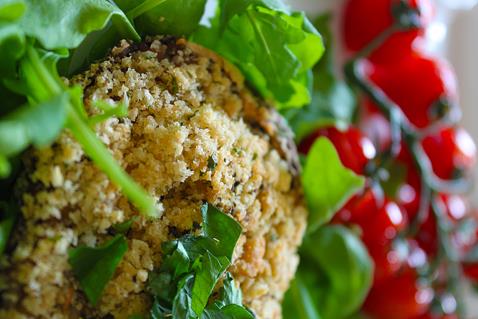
[342,0,433,63]
[334,189,408,282]
[299,126,376,175]
[368,52,458,129]
[463,262,478,282]
[422,126,477,180]
[334,190,408,246]
[363,267,433,319]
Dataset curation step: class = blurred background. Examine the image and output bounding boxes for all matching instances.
[292,0,478,204]
[291,0,478,316]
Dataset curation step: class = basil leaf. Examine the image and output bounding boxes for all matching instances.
[300,226,373,319]
[201,203,242,259]
[68,234,128,305]
[303,137,365,231]
[282,273,322,319]
[147,203,252,318]
[19,0,139,50]
[192,0,324,109]
[202,305,255,319]
[214,272,243,308]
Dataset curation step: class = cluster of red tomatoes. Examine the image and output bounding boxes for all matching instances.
[299,0,478,318]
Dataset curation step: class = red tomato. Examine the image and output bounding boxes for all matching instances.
[342,0,433,63]
[299,126,376,175]
[422,126,477,180]
[463,262,478,282]
[334,189,408,246]
[334,189,409,282]
[363,267,433,319]
[368,52,458,129]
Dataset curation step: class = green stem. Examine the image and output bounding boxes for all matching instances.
[23,46,157,218]
[127,0,166,20]
[431,197,465,316]
[67,108,157,218]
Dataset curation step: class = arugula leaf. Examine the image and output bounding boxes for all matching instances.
[283,14,356,141]
[298,226,373,319]
[129,0,207,36]
[303,138,365,231]
[148,203,252,319]
[191,0,324,109]
[19,0,139,50]
[68,234,128,305]
[0,92,68,177]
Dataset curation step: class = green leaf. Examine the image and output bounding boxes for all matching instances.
[147,203,251,318]
[68,234,128,305]
[192,252,230,315]
[300,226,373,319]
[202,305,255,319]
[0,92,68,159]
[19,0,139,50]
[191,0,324,109]
[201,203,242,259]
[303,138,365,231]
[283,14,356,141]
[0,0,26,22]
[112,217,137,234]
[214,273,243,308]
[282,273,322,319]
[131,0,207,36]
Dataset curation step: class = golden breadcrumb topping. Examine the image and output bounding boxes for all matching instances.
[0,36,306,319]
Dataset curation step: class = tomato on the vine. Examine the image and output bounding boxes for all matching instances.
[422,126,477,180]
[299,126,376,175]
[363,267,433,319]
[334,189,408,246]
[342,0,433,64]
[334,189,409,282]
[368,52,458,129]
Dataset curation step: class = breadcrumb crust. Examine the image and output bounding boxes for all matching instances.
[0,37,307,319]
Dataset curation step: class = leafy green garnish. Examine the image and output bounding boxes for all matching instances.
[302,137,365,231]
[191,0,324,109]
[68,234,128,305]
[283,14,356,141]
[0,1,157,217]
[19,0,139,50]
[148,203,253,319]
[283,225,373,319]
